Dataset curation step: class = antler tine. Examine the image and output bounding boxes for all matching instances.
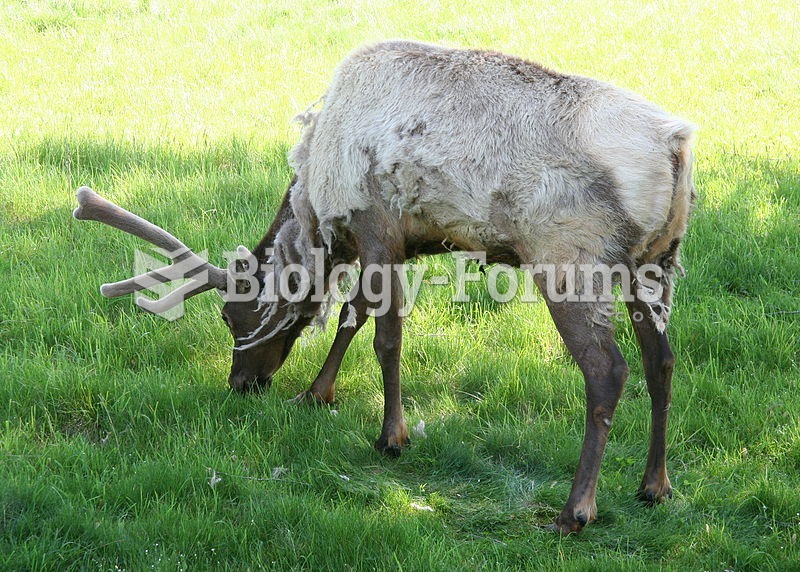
[98,252,216,298]
[73,187,228,298]
[135,278,217,314]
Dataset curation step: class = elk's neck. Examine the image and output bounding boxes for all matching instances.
[251,180,297,263]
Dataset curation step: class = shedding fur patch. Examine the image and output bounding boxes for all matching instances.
[636,267,676,334]
[235,303,300,351]
[340,304,358,329]
[648,302,671,334]
[311,293,335,332]
[233,220,329,351]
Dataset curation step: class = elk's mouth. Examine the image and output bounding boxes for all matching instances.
[229,375,272,393]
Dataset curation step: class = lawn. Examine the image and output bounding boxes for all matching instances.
[1,1,799,570]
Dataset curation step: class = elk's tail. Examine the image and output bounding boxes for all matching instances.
[638,123,696,332]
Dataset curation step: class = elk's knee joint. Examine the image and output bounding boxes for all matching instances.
[660,353,676,376]
[591,406,616,429]
[373,334,401,359]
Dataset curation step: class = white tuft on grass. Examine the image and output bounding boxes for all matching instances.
[208,469,222,488]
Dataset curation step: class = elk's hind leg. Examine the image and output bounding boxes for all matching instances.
[536,276,629,533]
[627,280,675,504]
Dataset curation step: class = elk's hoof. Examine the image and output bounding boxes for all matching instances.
[288,390,334,407]
[547,502,596,534]
[636,483,673,505]
[546,512,589,534]
[374,434,410,458]
[545,522,578,535]
[377,443,402,458]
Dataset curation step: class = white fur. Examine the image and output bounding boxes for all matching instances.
[340,304,358,329]
[240,40,697,345]
[289,41,695,276]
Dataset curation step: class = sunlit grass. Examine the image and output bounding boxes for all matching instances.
[1,1,799,570]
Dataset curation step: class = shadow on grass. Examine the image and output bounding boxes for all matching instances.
[674,151,799,372]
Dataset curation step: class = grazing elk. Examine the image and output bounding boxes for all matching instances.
[74,41,695,533]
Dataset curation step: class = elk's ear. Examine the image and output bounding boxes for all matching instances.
[234,261,253,295]
[229,244,260,296]
[237,245,254,259]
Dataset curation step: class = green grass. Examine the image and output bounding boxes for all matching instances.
[1,1,799,570]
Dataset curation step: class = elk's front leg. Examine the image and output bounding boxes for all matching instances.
[292,281,371,405]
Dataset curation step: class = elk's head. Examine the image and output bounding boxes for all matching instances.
[73,186,320,393]
[221,283,315,392]
[220,217,326,392]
